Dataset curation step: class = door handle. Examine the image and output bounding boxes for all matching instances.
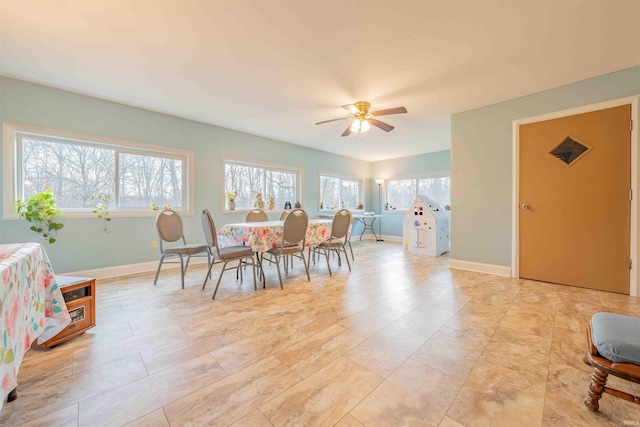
[522,204,530,209]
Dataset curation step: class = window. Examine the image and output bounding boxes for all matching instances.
[319,173,363,210]
[387,174,450,210]
[224,160,301,210]
[387,179,415,210]
[3,123,193,218]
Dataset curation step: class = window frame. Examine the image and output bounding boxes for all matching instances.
[3,122,195,219]
[222,157,304,213]
[318,170,365,212]
[384,171,450,211]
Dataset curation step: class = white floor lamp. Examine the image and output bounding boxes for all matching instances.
[375,178,384,242]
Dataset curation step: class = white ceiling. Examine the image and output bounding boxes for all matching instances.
[1,1,639,162]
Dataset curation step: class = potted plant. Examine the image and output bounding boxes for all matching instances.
[15,187,64,244]
[226,191,238,210]
[91,193,112,232]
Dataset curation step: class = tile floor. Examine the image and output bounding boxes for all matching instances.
[2,241,640,426]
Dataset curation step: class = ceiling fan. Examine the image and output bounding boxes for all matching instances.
[316,101,407,137]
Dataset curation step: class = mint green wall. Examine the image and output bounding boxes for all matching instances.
[451,65,640,267]
[371,150,451,238]
[11,62,632,273]
[0,77,370,273]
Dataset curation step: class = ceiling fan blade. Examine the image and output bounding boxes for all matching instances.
[372,106,407,116]
[341,104,360,115]
[368,118,394,132]
[341,124,352,137]
[316,117,351,125]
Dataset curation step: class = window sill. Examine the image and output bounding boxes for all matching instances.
[222,209,289,215]
[319,209,366,213]
[4,209,193,220]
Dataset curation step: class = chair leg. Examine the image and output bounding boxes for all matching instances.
[584,367,608,412]
[184,255,192,275]
[343,245,351,271]
[212,260,230,299]
[178,255,185,289]
[301,251,310,282]
[258,253,266,288]
[274,254,284,289]
[250,257,257,290]
[153,256,165,285]
[202,258,216,289]
[347,240,354,261]
[323,247,332,277]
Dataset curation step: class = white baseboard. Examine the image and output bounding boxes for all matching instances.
[61,257,209,280]
[449,259,512,277]
[62,235,408,280]
[353,234,376,241]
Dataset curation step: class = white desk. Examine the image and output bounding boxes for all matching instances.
[353,214,382,241]
[319,213,382,241]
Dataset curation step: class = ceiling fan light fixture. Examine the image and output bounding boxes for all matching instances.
[350,118,370,134]
[316,101,406,137]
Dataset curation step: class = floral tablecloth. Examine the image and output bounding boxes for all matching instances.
[0,243,71,411]
[217,219,338,252]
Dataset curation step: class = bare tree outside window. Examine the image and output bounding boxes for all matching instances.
[225,162,298,210]
[266,170,296,209]
[23,138,115,208]
[418,177,450,207]
[120,153,183,208]
[341,180,359,209]
[225,163,264,209]
[320,176,340,209]
[388,176,450,209]
[388,179,415,209]
[320,175,361,210]
[17,133,188,212]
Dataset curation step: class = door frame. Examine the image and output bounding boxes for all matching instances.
[512,95,640,296]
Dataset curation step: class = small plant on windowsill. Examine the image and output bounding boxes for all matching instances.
[15,187,64,244]
[92,193,112,232]
[226,191,238,210]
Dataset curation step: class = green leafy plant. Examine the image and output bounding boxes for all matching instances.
[225,191,237,202]
[92,193,112,232]
[15,187,64,244]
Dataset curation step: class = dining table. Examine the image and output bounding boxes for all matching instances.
[217,218,334,252]
[0,243,71,411]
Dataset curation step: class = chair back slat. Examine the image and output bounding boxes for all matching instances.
[156,209,184,242]
[246,209,268,222]
[201,209,222,258]
[283,209,308,246]
[331,209,352,240]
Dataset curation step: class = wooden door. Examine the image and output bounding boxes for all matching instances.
[519,105,631,294]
